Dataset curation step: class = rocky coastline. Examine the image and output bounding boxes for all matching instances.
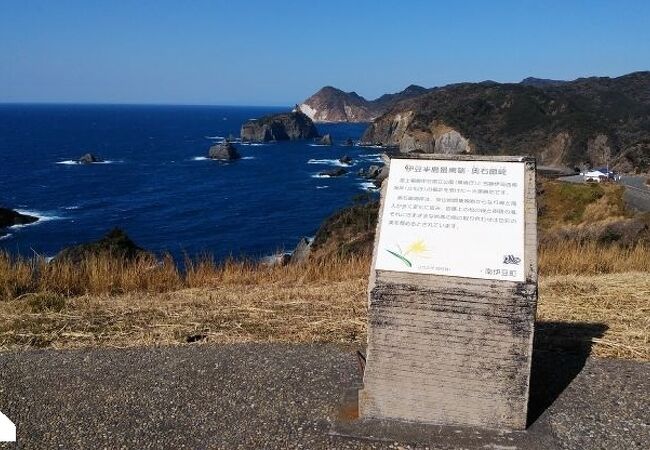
[0,208,39,237]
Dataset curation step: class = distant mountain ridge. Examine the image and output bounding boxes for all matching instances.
[298,85,428,123]
[360,71,650,171]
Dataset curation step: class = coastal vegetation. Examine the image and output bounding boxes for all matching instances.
[0,179,648,360]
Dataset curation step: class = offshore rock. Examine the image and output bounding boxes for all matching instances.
[339,155,353,165]
[79,153,103,164]
[319,134,333,146]
[319,168,347,177]
[208,141,241,161]
[240,111,319,142]
[0,208,38,236]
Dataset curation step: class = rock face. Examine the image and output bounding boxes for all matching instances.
[55,228,148,263]
[208,141,240,161]
[79,153,103,164]
[362,71,650,171]
[0,208,38,236]
[319,168,347,177]
[359,165,382,179]
[299,85,428,123]
[339,155,353,165]
[289,237,312,265]
[240,111,319,142]
[319,134,333,146]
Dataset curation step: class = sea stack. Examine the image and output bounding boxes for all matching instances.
[319,134,333,146]
[240,110,319,142]
[79,153,103,164]
[339,155,353,165]
[208,141,241,161]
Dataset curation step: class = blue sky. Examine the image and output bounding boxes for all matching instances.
[1,0,648,105]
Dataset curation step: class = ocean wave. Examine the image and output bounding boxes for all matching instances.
[62,205,80,210]
[9,209,62,229]
[316,185,329,189]
[359,182,379,192]
[357,144,384,149]
[307,158,351,167]
[241,156,255,160]
[311,174,331,179]
[308,144,331,147]
[204,135,224,140]
[359,153,381,157]
[192,156,209,161]
[0,233,12,240]
[239,142,267,146]
[56,160,119,165]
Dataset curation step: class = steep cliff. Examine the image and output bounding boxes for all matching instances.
[240,111,319,142]
[298,85,428,123]
[362,72,650,170]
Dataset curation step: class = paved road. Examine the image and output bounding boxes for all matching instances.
[558,174,650,212]
[0,344,648,449]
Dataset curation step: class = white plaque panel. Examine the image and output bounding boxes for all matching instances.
[375,158,526,281]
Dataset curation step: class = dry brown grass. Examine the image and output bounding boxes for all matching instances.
[1,245,648,361]
[539,242,650,275]
[538,272,649,360]
[1,265,647,361]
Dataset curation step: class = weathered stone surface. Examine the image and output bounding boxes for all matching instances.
[289,237,312,265]
[434,129,471,154]
[240,111,318,142]
[360,155,538,430]
[208,141,240,161]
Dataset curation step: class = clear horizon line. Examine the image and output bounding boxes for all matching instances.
[0,101,293,108]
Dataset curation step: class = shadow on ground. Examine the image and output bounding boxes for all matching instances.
[528,320,608,425]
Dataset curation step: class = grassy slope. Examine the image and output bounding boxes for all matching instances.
[0,180,648,359]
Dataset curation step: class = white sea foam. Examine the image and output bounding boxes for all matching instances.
[359,153,381,157]
[241,156,256,160]
[56,160,119,165]
[307,158,351,167]
[205,135,224,140]
[316,185,329,189]
[9,209,62,229]
[357,144,384,149]
[359,182,379,192]
[0,233,12,240]
[192,156,209,161]
[62,205,80,210]
[311,174,331,179]
[308,144,330,147]
[239,142,267,146]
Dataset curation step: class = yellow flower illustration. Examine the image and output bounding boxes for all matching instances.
[404,239,428,256]
[386,239,432,267]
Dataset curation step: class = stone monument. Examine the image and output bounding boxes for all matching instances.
[359,154,538,430]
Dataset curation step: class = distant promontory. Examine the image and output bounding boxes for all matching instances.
[240,110,319,142]
[298,85,427,123]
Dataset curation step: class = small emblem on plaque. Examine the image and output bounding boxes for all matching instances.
[503,255,521,265]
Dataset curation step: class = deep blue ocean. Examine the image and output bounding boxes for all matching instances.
[0,104,381,260]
